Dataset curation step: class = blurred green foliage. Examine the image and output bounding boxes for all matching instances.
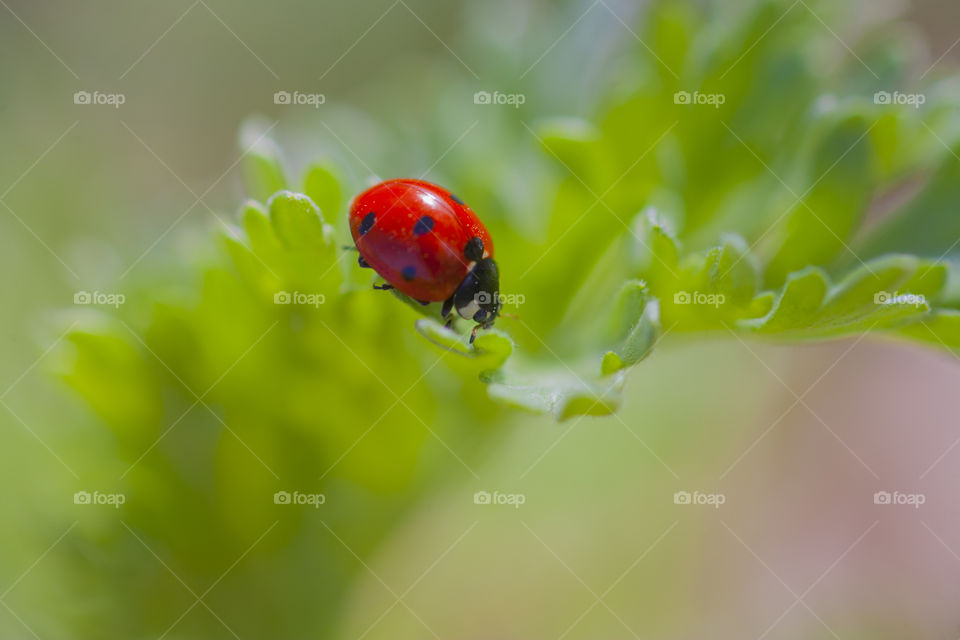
[60,179,510,638]
[1,0,958,637]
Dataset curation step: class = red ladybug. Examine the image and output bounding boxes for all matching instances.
[349,178,501,342]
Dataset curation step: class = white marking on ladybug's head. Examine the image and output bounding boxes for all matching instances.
[457,296,482,321]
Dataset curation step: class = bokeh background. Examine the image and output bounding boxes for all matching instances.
[2,0,960,638]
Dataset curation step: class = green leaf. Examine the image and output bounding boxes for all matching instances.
[633,208,681,290]
[739,267,828,334]
[416,315,629,420]
[59,324,164,446]
[701,234,759,307]
[601,281,660,373]
[486,371,624,421]
[739,255,945,338]
[415,318,478,356]
[267,191,329,250]
[303,163,344,222]
[415,275,660,419]
[241,200,278,255]
[415,318,513,375]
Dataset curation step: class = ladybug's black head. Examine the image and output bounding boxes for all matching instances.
[454,257,501,328]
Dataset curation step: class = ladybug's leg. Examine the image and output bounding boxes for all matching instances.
[357,255,371,268]
[469,320,496,345]
[441,295,455,328]
[373,283,393,291]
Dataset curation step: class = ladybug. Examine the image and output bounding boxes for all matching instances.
[349,178,501,343]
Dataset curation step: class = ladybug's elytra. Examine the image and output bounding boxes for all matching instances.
[349,178,501,342]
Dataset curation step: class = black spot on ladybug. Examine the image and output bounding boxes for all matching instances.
[464,236,484,262]
[449,193,465,205]
[402,266,416,281]
[413,216,435,236]
[358,212,375,236]
[358,255,370,268]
